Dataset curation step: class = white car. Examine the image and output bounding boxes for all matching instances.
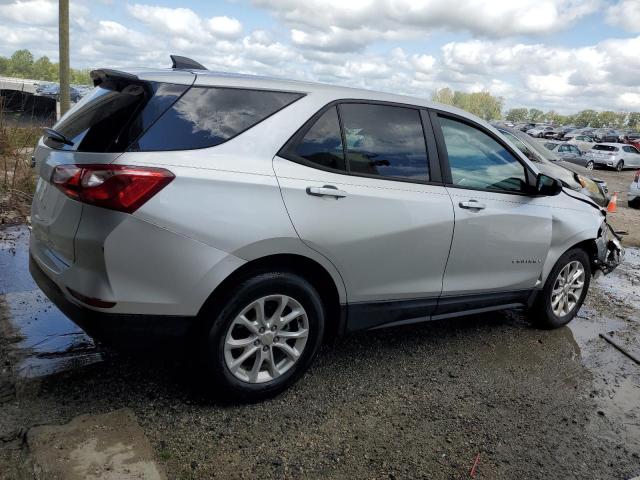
[527,126,554,138]
[566,134,596,153]
[585,143,640,171]
[629,170,640,208]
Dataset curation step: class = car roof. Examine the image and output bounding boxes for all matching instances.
[595,143,621,147]
[113,66,462,113]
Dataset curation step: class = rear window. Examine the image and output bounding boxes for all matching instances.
[45,82,188,152]
[45,82,303,152]
[132,87,303,151]
[593,145,618,152]
[544,142,558,151]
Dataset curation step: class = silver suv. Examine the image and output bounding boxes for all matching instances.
[29,57,623,400]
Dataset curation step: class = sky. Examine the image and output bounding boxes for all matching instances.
[0,0,639,113]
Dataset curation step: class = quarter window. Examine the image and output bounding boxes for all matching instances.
[132,87,303,151]
[339,103,429,181]
[439,116,528,193]
[293,107,345,171]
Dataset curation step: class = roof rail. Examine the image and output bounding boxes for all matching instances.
[170,55,207,70]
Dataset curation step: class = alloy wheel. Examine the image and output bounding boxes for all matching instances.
[551,261,585,317]
[586,161,594,170]
[223,295,309,384]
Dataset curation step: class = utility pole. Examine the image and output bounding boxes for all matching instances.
[58,0,70,116]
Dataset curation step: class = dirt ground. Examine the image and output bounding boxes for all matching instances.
[1,218,639,480]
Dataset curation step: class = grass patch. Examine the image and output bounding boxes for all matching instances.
[0,102,43,225]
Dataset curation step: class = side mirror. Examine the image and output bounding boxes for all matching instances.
[536,173,563,196]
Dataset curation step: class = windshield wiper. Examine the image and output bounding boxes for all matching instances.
[43,127,74,147]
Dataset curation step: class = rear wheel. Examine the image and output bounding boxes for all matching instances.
[616,160,624,171]
[199,271,325,401]
[531,248,591,329]
[586,161,594,170]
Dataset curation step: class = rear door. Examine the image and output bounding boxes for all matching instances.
[430,112,552,305]
[274,102,454,328]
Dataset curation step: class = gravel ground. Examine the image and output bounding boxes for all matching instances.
[1,216,639,479]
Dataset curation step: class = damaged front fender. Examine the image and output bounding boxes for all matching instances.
[594,221,624,275]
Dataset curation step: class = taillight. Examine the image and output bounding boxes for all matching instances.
[51,164,174,214]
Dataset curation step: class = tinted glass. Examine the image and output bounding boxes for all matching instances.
[544,142,559,151]
[134,87,303,151]
[440,116,528,193]
[593,145,618,152]
[339,104,429,181]
[45,82,188,152]
[293,107,345,170]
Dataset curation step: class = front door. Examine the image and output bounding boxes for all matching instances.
[432,113,552,303]
[274,103,455,329]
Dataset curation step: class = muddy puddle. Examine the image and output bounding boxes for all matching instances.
[0,225,103,378]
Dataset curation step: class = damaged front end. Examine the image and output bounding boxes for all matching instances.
[594,220,624,276]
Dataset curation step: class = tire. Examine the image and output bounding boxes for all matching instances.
[586,161,594,170]
[531,248,591,329]
[198,271,325,401]
[616,160,624,171]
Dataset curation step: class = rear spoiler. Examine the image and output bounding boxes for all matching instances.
[90,69,139,87]
[91,55,207,87]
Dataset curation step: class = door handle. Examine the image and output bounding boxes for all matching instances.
[306,185,348,199]
[459,200,486,210]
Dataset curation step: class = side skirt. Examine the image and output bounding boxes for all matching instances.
[345,289,537,333]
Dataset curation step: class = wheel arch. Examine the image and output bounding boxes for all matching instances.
[197,252,346,341]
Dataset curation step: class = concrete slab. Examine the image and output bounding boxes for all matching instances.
[26,409,165,480]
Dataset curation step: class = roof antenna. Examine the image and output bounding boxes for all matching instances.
[170,55,207,70]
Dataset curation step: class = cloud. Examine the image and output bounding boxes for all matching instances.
[606,0,640,33]
[254,0,602,52]
[0,0,57,25]
[127,4,243,40]
[1,0,640,113]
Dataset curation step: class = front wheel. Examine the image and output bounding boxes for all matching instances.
[616,160,624,171]
[586,160,594,170]
[199,271,325,401]
[531,248,591,329]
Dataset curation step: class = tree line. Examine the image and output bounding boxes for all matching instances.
[0,49,91,85]
[432,87,640,131]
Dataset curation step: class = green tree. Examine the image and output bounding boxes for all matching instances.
[70,68,91,85]
[33,56,57,81]
[627,112,640,130]
[9,49,34,77]
[528,108,544,122]
[431,87,454,106]
[573,110,598,128]
[505,108,528,122]
[597,111,619,128]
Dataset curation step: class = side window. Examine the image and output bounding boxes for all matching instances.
[132,87,303,151]
[622,146,631,153]
[558,145,569,152]
[439,116,528,193]
[339,103,429,181]
[570,146,581,155]
[293,107,346,171]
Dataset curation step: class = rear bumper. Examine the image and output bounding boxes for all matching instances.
[29,254,196,352]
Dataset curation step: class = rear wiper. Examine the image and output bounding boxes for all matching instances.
[43,127,74,147]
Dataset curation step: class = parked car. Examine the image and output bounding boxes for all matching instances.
[623,133,640,150]
[585,143,640,171]
[629,170,640,208]
[566,134,596,153]
[29,57,623,400]
[527,125,554,138]
[591,129,623,143]
[497,128,609,206]
[544,126,574,140]
[544,141,589,166]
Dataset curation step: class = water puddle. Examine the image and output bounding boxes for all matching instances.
[0,225,103,378]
